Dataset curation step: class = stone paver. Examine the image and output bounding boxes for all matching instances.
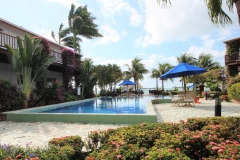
[0,99,239,148]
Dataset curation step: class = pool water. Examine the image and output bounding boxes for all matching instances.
[42,96,169,114]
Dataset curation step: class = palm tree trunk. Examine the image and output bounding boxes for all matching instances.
[235,0,240,25]
[156,78,158,90]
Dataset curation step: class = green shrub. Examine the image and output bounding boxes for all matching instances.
[40,145,74,160]
[49,135,84,159]
[63,92,79,102]
[0,79,26,112]
[228,82,240,101]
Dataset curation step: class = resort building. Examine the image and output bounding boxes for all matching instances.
[224,37,240,74]
[0,18,81,87]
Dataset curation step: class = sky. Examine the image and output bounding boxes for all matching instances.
[1,0,240,89]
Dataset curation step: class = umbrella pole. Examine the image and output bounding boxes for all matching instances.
[183,75,186,98]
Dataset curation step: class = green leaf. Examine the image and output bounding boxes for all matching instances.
[5,44,14,64]
[24,34,33,66]
[12,49,22,72]
[17,35,27,66]
[33,56,56,81]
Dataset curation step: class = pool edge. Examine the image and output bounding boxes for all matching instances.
[4,97,158,124]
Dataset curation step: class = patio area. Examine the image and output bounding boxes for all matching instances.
[0,99,239,148]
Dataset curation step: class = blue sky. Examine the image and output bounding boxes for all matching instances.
[1,0,240,89]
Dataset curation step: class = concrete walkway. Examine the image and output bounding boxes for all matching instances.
[0,99,239,148]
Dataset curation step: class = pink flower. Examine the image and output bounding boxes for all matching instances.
[226,140,232,144]
[193,135,200,139]
[210,142,216,145]
[140,149,144,153]
[212,146,220,150]
[117,155,122,159]
[218,149,224,153]
[121,141,125,145]
[145,156,149,159]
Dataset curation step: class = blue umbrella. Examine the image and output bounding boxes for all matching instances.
[119,80,136,92]
[160,63,207,96]
[119,80,136,86]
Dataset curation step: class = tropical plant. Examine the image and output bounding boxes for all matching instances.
[5,33,55,105]
[177,53,197,65]
[106,64,123,91]
[197,53,220,70]
[150,69,161,90]
[151,63,174,91]
[65,4,103,53]
[124,57,149,91]
[157,0,240,26]
[79,58,96,97]
[51,23,70,45]
[159,63,174,91]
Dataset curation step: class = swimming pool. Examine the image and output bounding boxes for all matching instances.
[4,96,171,124]
[42,96,160,114]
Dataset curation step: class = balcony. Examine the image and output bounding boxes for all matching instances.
[225,52,240,66]
[0,32,81,70]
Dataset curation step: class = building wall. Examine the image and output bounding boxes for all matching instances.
[0,19,63,54]
[47,71,62,83]
[0,62,62,85]
[0,63,17,84]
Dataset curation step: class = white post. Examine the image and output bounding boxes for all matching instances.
[77,85,81,95]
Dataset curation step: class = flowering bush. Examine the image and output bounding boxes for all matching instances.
[226,74,240,88]
[62,48,75,90]
[49,135,84,159]
[1,117,240,159]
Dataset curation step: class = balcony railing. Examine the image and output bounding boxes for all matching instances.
[225,53,240,65]
[0,32,81,69]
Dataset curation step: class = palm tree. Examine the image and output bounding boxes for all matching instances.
[177,53,197,89]
[66,4,103,53]
[150,69,161,90]
[177,53,197,65]
[157,0,240,26]
[124,57,149,91]
[159,63,174,91]
[51,23,70,45]
[110,64,123,90]
[79,58,96,97]
[95,65,109,90]
[197,53,220,70]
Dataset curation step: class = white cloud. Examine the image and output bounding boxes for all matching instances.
[97,0,143,26]
[137,0,239,47]
[46,0,80,8]
[94,25,120,45]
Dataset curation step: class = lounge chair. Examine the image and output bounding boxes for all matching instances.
[169,92,180,107]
